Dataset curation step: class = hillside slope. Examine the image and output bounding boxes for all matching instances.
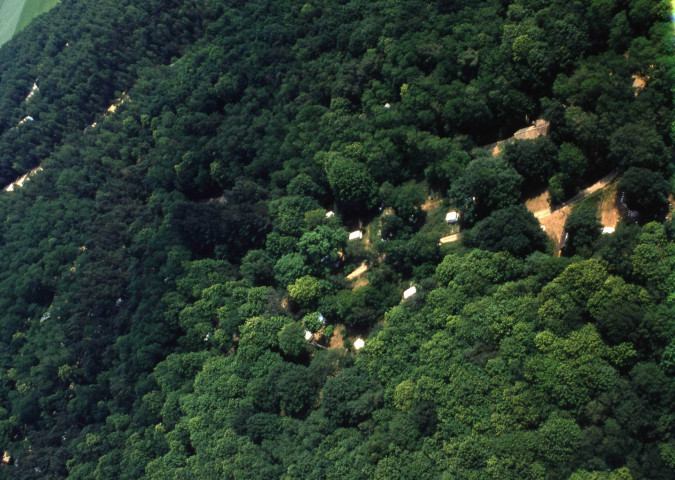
[0,1,672,479]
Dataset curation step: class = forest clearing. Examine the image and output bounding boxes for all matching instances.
[525,172,620,246]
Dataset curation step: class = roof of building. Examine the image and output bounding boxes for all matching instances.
[445,211,459,222]
[403,286,417,300]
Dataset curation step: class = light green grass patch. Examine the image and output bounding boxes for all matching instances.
[15,0,59,33]
[0,0,28,45]
[0,0,59,46]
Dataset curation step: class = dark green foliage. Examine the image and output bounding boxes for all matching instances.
[618,167,671,222]
[463,204,548,257]
[379,181,427,224]
[450,156,523,225]
[502,137,558,191]
[171,201,270,259]
[563,204,603,257]
[321,367,383,427]
[0,0,671,478]
[326,156,377,216]
[609,124,670,172]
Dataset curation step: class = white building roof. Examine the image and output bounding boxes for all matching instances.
[325,211,334,218]
[353,338,365,350]
[602,227,615,234]
[445,211,459,223]
[349,230,363,241]
[403,286,417,300]
[304,330,313,341]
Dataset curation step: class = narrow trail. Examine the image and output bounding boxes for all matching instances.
[346,263,368,280]
[531,171,618,219]
[4,166,43,192]
[439,233,460,245]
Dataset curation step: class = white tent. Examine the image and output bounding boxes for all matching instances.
[445,211,459,223]
[349,230,363,241]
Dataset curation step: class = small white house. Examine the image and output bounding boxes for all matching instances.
[403,286,417,300]
[384,103,391,109]
[445,211,459,224]
[304,330,314,341]
[602,227,615,234]
[353,338,365,350]
[325,211,335,218]
[349,230,363,241]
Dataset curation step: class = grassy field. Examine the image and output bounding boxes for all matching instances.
[0,0,59,46]
[15,0,59,33]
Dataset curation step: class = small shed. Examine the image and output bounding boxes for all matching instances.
[445,211,459,224]
[403,286,417,300]
[384,103,391,109]
[304,330,313,341]
[353,338,365,350]
[325,211,335,218]
[602,227,615,234]
[349,230,363,241]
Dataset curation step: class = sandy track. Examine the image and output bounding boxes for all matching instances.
[439,233,460,244]
[346,263,368,280]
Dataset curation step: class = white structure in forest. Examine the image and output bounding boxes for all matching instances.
[353,338,365,350]
[403,286,417,300]
[349,230,363,241]
[445,211,459,223]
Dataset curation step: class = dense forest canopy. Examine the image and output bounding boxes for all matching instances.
[0,0,672,479]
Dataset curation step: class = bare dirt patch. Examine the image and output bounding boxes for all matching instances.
[524,172,618,248]
[513,119,550,140]
[538,206,571,247]
[600,182,620,228]
[328,324,345,349]
[525,189,552,217]
[632,74,647,95]
[280,296,291,312]
[352,275,369,291]
[421,197,442,212]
